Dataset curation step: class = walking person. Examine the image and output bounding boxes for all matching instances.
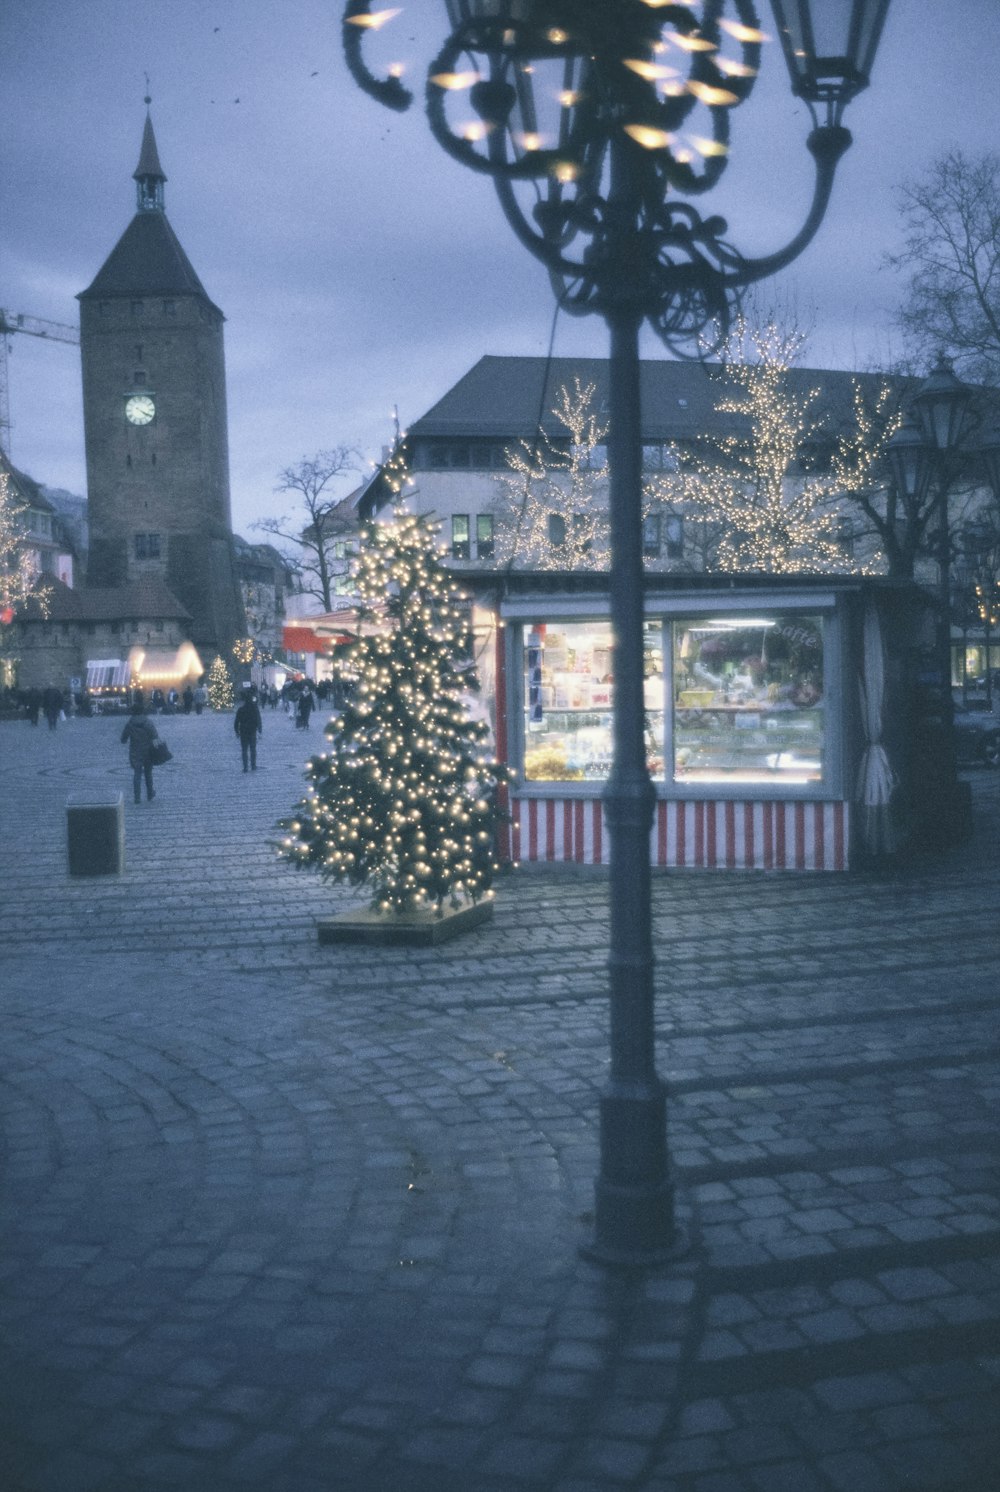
[234,688,263,772]
[121,702,160,803]
[296,686,314,731]
[42,684,63,730]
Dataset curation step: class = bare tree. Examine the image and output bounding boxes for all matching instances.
[254,447,359,611]
[887,150,1000,386]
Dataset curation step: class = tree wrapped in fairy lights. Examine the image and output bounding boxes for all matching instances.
[279,491,507,916]
[206,654,235,709]
[492,379,611,570]
[664,318,881,575]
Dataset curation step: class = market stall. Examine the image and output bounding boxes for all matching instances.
[478,574,928,871]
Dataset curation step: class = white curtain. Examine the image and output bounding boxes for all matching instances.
[855,597,898,856]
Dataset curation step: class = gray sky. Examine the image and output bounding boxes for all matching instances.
[2,0,998,536]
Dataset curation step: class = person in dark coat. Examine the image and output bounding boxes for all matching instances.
[296,687,314,730]
[42,684,63,730]
[234,690,263,772]
[120,703,160,803]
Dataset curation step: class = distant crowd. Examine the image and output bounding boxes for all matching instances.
[0,674,351,729]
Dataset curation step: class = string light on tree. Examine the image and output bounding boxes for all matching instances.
[492,380,612,571]
[0,469,49,682]
[207,653,235,709]
[279,474,507,916]
[663,318,884,575]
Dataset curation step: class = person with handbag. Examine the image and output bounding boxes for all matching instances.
[120,703,160,803]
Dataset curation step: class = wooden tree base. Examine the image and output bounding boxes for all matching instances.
[317,899,494,947]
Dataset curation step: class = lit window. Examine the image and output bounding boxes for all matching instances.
[664,515,684,559]
[451,514,470,560]
[476,514,495,560]
[672,614,825,786]
[523,619,664,782]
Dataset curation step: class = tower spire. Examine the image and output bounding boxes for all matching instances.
[134,97,166,213]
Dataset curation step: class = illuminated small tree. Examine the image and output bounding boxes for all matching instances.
[662,319,883,575]
[0,468,49,680]
[279,493,507,916]
[207,654,235,709]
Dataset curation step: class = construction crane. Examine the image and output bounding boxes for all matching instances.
[0,309,80,457]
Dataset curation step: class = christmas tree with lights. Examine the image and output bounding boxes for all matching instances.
[207,654,235,709]
[279,479,507,917]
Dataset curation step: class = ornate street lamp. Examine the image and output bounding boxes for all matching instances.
[888,356,976,842]
[886,413,933,510]
[911,353,974,456]
[342,0,892,1267]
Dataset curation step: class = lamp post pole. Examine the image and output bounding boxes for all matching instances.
[342,0,892,1268]
[888,354,991,843]
[592,135,675,1264]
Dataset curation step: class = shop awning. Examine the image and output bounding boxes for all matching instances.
[283,617,358,653]
[86,658,130,690]
[128,641,203,683]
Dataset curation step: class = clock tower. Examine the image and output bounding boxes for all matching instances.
[78,107,244,657]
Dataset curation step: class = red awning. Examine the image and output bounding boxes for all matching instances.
[283,624,354,653]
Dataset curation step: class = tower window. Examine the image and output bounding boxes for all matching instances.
[163,299,176,315]
[131,300,144,316]
[135,533,161,560]
[134,369,147,385]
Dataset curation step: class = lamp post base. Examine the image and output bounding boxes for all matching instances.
[582,1082,686,1269]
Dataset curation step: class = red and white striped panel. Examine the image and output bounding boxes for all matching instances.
[507,798,849,871]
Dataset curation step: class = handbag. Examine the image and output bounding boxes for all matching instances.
[150,739,173,766]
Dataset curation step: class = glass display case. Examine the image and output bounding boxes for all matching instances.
[672,614,825,785]
[523,619,664,780]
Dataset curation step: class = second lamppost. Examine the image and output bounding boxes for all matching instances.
[343,0,892,1266]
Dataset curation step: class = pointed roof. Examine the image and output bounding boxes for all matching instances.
[78,109,221,313]
[134,112,166,186]
[79,210,218,308]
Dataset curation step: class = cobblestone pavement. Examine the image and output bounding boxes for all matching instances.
[1,709,998,1492]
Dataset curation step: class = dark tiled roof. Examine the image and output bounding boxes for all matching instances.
[25,576,190,623]
[408,355,907,443]
[1,453,56,514]
[79,211,219,311]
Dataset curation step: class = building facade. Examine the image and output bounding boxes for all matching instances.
[77,110,244,658]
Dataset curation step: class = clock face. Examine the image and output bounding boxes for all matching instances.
[125,393,156,426]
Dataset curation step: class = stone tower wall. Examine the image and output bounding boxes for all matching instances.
[80,292,244,653]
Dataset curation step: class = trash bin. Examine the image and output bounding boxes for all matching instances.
[67,792,125,876]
